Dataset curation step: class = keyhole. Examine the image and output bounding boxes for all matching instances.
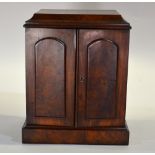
[80,76,85,82]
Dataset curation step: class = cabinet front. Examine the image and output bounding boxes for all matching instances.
[26,29,76,126]
[77,30,129,127]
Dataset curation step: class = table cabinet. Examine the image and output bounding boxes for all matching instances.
[22,9,131,145]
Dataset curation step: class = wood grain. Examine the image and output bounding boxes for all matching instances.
[86,39,117,119]
[24,9,131,30]
[77,29,129,127]
[23,10,131,145]
[35,38,65,118]
[22,122,129,145]
[25,28,76,126]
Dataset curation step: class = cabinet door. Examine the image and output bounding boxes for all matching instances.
[26,29,76,126]
[77,30,129,127]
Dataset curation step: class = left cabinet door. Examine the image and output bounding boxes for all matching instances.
[26,29,76,126]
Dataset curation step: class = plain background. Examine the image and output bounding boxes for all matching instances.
[0,2,155,152]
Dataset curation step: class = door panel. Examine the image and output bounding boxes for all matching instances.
[77,29,129,127]
[86,39,117,119]
[26,29,76,126]
[35,38,65,118]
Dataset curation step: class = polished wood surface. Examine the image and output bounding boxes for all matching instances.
[23,122,129,145]
[24,9,131,29]
[23,10,131,145]
[25,28,76,126]
[35,38,65,117]
[77,29,129,127]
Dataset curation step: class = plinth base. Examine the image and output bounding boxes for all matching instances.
[22,121,129,145]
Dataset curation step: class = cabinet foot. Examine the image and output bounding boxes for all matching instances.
[22,121,129,145]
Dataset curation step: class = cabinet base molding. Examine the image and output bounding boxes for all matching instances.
[22,121,129,145]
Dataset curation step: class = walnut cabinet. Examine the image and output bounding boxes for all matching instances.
[22,9,131,145]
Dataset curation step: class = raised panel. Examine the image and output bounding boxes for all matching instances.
[86,39,117,119]
[25,28,76,126]
[77,29,129,127]
[35,38,66,118]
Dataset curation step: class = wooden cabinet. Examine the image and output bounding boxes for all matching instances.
[22,10,131,145]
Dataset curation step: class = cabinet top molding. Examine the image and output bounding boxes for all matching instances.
[24,9,131,30]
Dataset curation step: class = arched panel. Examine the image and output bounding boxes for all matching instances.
[86,39,118,119]
[35,38,66,118]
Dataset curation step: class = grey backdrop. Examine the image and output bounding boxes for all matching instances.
[0,2,155,152]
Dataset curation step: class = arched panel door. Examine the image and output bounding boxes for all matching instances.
[35,38,66,118]
[77,30,121,127]
[86,39,117,119]
[26,29,76,126]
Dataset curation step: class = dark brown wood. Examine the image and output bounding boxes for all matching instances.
[23,9,131,145]
[25,28,76,126]
[77,29,130,127]
[35,38,65,117]
[24,9,131,29]
[22,121,129,145]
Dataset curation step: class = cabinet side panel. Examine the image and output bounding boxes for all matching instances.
[86,40,117,119]
[35,38,65,117]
